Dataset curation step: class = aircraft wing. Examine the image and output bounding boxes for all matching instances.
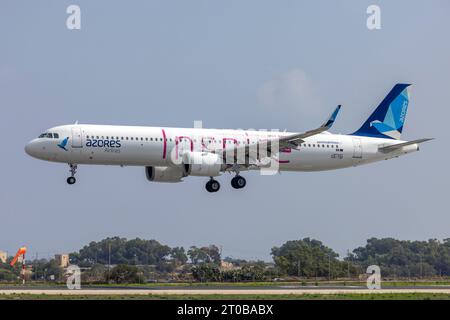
[269,104,341,149]
[378,138,433,153]
[216,105,341,165]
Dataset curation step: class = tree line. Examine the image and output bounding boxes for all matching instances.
[1,236,450,283]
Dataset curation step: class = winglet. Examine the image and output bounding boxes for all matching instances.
[279,105,342,146]
[322,105,341,129]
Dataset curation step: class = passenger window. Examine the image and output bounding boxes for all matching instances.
[131,137,133,140]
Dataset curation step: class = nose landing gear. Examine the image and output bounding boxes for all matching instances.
[67,164,78,185]
[67,176,76,185]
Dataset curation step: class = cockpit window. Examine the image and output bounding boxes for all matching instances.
[38,132,59,139]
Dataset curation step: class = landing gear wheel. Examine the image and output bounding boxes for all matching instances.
[231,175,246,189]
[206,179,220,193]
[67,163,78,185]
[67,176,76,185]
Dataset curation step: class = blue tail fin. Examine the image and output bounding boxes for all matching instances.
[352,83,410,140]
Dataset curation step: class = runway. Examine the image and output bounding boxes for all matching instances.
[1,286,450,296]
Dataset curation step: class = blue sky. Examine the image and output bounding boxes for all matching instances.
[1,0,449,260]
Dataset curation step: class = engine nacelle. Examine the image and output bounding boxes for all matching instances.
[145,166,185,183]
[182,152,222,177]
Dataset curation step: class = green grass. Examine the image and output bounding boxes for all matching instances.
[91,280,450,287]
[1,293,450,300]
[2,280,450,288]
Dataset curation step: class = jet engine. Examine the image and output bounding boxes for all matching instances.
[145,166,185,183]
[182,152,222,177]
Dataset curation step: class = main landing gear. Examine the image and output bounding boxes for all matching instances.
[205,175,247,193]
[67,164,77,185]
[231,175,246,189]
[205,178,220,193]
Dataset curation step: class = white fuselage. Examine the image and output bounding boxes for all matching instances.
[25,124,419,172]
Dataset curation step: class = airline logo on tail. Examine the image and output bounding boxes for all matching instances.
[352,84,410,140]
[369,88,409,139]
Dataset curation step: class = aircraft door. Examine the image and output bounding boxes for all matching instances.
[71,127,83,148]
[352,137,362,158]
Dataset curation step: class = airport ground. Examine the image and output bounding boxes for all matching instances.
[1,281,450,300]
[2,293,450,300]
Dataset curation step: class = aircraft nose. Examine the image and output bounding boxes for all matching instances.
[25,140,38,157]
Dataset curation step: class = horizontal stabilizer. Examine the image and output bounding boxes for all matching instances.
[378,138,433,153]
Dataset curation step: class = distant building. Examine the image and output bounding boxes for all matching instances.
[0,251,7,263]
[21,265,33,278]
[220,261,235,271]
[55,254,70,268]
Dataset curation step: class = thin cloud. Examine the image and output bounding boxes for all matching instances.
[257,69,322,119]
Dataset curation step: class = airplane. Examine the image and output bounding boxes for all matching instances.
[25,83,432,192]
